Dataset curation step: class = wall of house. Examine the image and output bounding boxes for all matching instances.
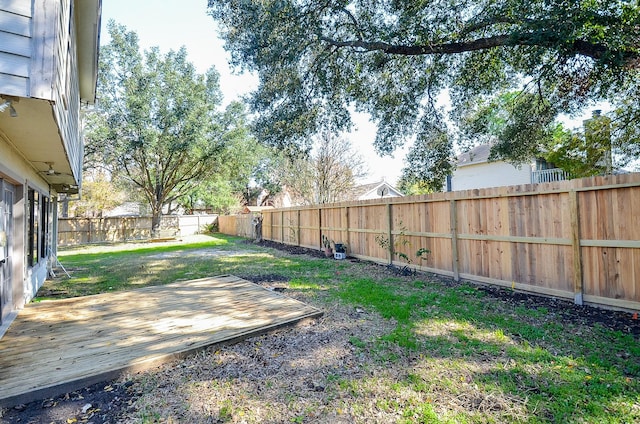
[451,162,532,191]
[0,1,32,97]
[0,0,97,339]
[0,135,49,192]
[359,189,403,200]
[1,0,83,183]
[51,0,83,182]
[0,133,53,336]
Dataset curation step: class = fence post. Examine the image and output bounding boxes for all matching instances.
[386,203,393,265]
[318,207,322,249]
[450,199,460,282]
[269,211,273,241]
[342,206,349,249]
[280,210,285,243]
[297,209,301,246]
[569,190,584,305]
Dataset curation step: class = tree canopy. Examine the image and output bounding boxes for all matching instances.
[175,101,265,214]
[286,131,368,204]
[208,1,640,175]
[85,21,233,231]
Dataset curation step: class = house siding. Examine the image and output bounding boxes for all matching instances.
[51,0,83,181]
[0,5,32,97]
[21,0,83,182]
[452,162,532,191]
[0,0,97,338]
[1,0,82,181]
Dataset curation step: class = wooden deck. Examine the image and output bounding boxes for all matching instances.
[0,275,323,407]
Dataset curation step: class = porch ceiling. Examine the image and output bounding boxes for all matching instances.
[0,97,79,193]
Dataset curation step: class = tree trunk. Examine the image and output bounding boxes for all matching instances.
[151,206,162,237]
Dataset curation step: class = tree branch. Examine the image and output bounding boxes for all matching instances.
[320,32,636,65]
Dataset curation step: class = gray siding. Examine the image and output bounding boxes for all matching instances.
[0,73,27,95]
[0,0,32,17]
[52,0,83,182]
[0,5,32,97]
[1,0,83,181]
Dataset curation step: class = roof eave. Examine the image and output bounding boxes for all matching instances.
[75,0,102,104]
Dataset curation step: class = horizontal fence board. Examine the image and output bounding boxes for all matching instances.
[217,173,640,311]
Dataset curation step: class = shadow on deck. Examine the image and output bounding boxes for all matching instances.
[0,275,323,407]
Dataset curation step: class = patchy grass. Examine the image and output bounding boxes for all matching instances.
[40,234,262,298]
[333,277,640,422]
[29,235,640,423]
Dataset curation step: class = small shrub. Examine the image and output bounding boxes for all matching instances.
[201,221,219,234]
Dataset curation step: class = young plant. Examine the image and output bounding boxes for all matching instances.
[375,222,431,275]
[321,234,334,257]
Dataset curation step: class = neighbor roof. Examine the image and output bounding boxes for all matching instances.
[456,144,492,167]
[351,180,404,199]
[243,206,274,213]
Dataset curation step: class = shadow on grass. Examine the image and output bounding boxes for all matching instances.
[58,234,240,260]
[332,277,640,422]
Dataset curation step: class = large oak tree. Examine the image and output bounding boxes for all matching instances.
[86,22,229,233]
[208,1,640,175]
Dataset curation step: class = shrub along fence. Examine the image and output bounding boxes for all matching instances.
[58,214,218,246]
[220,173,640,312]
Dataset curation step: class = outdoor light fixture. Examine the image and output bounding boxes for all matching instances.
[46,162,56,175]
[0,96,18,117]
[0,99,10,113]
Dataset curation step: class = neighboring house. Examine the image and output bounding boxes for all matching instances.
[0,0,101,336]
[256,180,404,207]
[449,144,568,191]
[256,185,304,208]
[351,179,404,201]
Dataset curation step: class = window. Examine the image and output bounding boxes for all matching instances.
[40,196,50,259]
[28,189,38,266]
[0,180,4,262]
[27,190,51,266]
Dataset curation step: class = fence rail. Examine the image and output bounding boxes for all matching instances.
[58,214,218,246]
[219,173,640,312]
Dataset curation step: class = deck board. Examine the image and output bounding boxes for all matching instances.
[0,275,323,406]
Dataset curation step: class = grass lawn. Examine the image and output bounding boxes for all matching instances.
[36,234,640,423]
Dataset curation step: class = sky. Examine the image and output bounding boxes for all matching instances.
[100,0,408,185]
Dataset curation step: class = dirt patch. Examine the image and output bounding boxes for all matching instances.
[1,299,394,424]
[1,380,135,424]
[237,273,291,292]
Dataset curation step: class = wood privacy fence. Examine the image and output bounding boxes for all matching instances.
[218,214,255,239]
[58,214,218,246]
[219,173,640,312]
